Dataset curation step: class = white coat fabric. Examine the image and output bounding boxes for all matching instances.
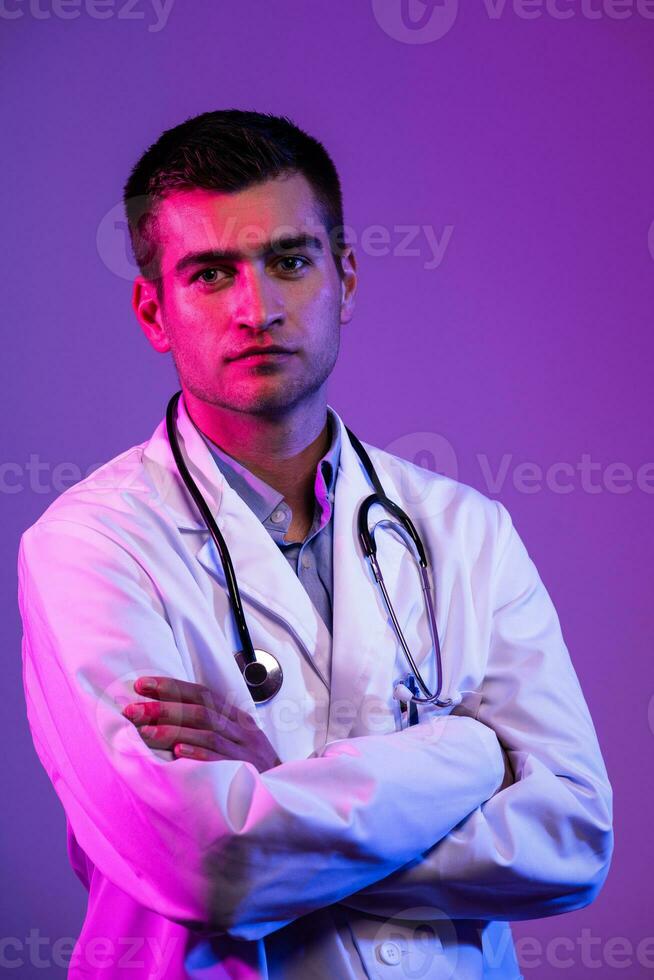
[17,395,613,979]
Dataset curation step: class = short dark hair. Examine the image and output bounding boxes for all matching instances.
[122,109,346,290]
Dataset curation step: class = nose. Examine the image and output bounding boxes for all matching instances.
[234,265,284,332]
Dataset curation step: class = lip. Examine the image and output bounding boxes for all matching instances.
[228,346,296,362]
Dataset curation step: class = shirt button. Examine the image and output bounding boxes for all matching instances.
[301,555,312,569]
[270,508,286,524]
[376,941,401,965]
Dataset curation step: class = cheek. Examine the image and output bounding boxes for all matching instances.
[300,278,341,328]
[165,296,226,359]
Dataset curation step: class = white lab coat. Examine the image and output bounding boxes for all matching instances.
[17,395,613,979]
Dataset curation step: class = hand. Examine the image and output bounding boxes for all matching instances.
[121,675,282,772]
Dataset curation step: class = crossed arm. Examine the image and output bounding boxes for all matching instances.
[18,516,505,940]
[338,502,614,922]
[17,503,613,941]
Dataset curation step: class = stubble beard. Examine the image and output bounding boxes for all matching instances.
[171,345,339,420]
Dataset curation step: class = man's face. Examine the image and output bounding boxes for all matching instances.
[133,172,356,417]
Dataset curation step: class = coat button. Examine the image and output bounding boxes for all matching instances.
[376,941,401,965]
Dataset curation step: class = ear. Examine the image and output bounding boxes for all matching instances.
[339,245,357,326]
[132,276,171,353]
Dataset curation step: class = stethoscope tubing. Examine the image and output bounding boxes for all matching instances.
[165,391,257,666]
[346,430,452,707]
[166,391,450,708]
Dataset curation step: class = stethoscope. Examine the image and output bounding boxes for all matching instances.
[165,390,453,712]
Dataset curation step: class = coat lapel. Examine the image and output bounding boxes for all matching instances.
[143,393,333,689]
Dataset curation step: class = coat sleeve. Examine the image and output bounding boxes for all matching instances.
[339,500,614,921]
[17,516,507,941]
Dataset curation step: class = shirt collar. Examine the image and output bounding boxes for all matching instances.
[197,407,341,526]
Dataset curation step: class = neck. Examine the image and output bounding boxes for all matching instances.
[182,387,331,504]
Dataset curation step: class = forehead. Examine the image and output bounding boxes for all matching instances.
[154,172,326,255]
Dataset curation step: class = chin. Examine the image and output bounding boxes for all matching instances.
[228,378,323,416]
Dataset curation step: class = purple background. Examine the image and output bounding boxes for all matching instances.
[4,2,653,976]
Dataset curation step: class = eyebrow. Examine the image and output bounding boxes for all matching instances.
[174,233,325,275]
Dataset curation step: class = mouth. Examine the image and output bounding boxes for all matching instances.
[227,346,297,362]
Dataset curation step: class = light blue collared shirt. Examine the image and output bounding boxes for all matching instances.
[198,408,341,637]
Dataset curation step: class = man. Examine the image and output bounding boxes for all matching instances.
[18,109,613,979]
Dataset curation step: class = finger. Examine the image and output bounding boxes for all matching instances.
[174,744,224,762]
[134,676,215,707]
[132,677,261,734]
[132,677,256,730]
[123,699,211,730]
[123,699,247,745]
[137,724,241,755]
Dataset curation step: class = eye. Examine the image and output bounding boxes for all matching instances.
[192,256,310,287]
[195,267,226,286]
[274,255,310,275]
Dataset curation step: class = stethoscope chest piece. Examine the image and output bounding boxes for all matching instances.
[234,649,284,704]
